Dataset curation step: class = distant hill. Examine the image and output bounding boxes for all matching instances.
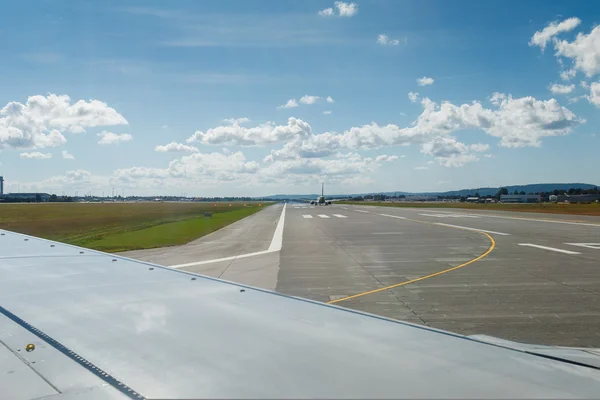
[260,183,598,199]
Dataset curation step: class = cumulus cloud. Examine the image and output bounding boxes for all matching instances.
[375,154,398,162]
[155,142,198,153]
[277,99,298,109]
[323,110,332,115]
[587,81,600,107]
[553,24,600,77]
[20,151,52,159]
[187,117,312,146]
[377,34,401,46]
[97,131,133,145]
[417,76,434,86]
[581,80,590,89]
[326,96,335,103]
[560,69,577,80]
[0,93,127,150]
[529,17,581,51]
[549,83,575,94]
[61,150,75,159]
[414,166,428,170]
[319,2,358,17]
[408,92,419,103]
[470,143,490,152]
[223,117,250,125]
[300,95,320,105]
[420,136,479,167]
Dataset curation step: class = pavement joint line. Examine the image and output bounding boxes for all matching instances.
[169,204,286,268]
[518,243,581,255]
[328,231,496,304]
[433,223,511,236]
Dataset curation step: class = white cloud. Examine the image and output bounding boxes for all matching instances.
[408,92,419,103]
[375,154,399,162]
[20,151,52,159]
[0,93,127,150]
[335,1,358,17]
[318,7,334,17]
[187,117,312,146]
[414,166,428,170]
[61,150,75,159]
[554,25,600,77]
[161,125,169,130]
[223,117,250,125]
[587,81,600,107]
[417,76,434,86]
[318,2,357,17]
[420,136,479,167]
[97,131,133,145]
[377,34,401,46]
[155,142,198,153]
[299,95,320,105]
[549,83,575,94]
[277,99,298,109]
[484,153,493,158]
[529,17,581,51]
[560,69,577,80]
[326,96,335,103]
[581,80,590,89]
[323,110,332,115]
[470,143,490,152]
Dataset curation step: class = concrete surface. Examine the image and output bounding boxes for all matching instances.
[122,202,600,347]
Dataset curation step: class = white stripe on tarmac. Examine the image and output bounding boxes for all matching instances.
[332,214,347,218]
[565,243,600,250]
[379,213,407,219]
[318,214,330,219]
[355,210,369,213]
[434,222,511,236]
[425,210,600,227]
[518,243,581,255]
[170,203,287,268]
[302,215,313,219]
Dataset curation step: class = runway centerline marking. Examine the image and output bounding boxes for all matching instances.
[518,243,581,255]
[328,231,496,304]
[332,214,348,218]
[170,203,286,268]
[355,210,369,213]
[433,223,511,236]
[318,214,330,219]
[302,215,313,219]
[379,214,407,219]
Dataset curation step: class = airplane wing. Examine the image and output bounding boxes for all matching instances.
[2,228,600,399]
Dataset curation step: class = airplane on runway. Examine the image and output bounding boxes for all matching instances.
[2,227,600,399]
[310,183,332,206]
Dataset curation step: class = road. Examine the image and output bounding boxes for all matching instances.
[121,203,600,347]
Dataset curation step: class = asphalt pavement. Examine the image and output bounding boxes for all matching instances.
[122,202,600,347]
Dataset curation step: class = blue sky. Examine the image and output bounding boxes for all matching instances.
[1,0,599,196]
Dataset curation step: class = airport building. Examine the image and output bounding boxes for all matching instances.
[500,194,540,203]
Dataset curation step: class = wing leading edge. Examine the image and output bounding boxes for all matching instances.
[1,228,600,399]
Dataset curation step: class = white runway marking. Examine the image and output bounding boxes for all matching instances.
[170,203,287,268]
[355,210,369,213]
[379,213,407,219]
[518,243,581,255]
[318,214,330,219]
[434,222,511,236]
[426,210,600,227]
[420,213,480,218]
[332,214,348,218]
[372,232,404,235]
[302,215,313,219]
[565,243,600,250]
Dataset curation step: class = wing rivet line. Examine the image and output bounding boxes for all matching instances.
[0,305,146,400]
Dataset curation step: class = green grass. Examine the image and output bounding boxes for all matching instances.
[0,202,270,252]
[337,201,600,216]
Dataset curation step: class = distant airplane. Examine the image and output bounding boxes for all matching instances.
[311,183,332,206]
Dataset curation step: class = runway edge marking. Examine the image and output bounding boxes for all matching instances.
[170,203,286,268]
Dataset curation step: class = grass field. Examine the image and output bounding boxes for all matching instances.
[0,202,269,252]
[338,201,600,216]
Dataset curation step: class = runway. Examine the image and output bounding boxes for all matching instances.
[122,203,600,347]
